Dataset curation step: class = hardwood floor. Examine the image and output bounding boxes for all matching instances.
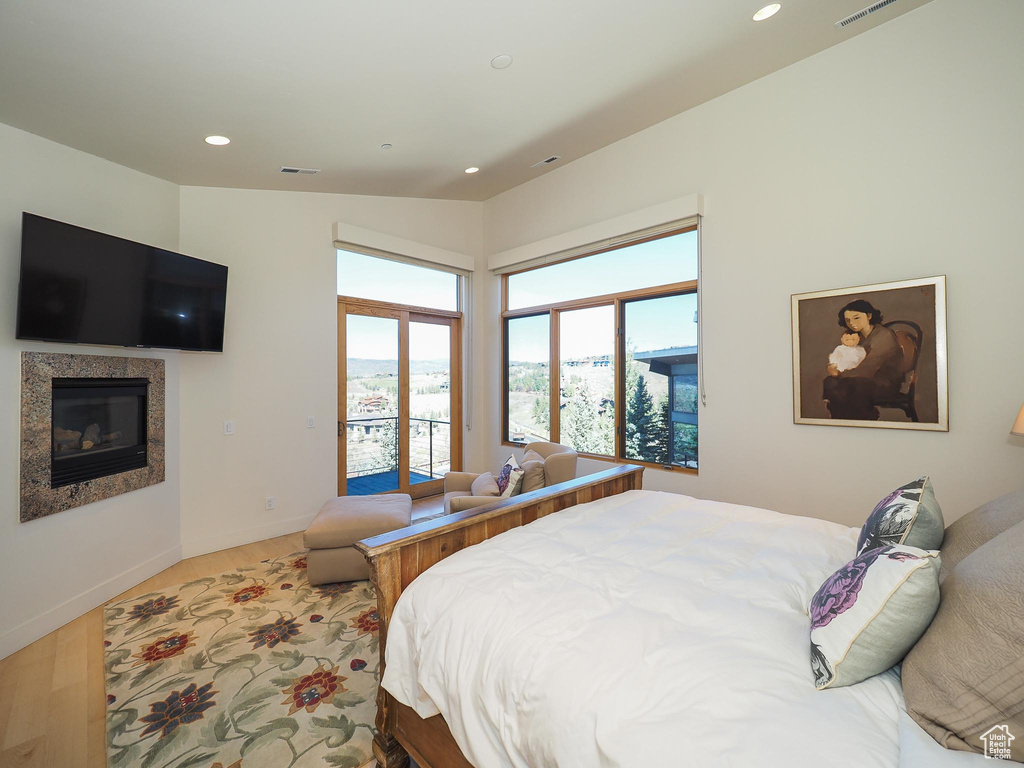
[0,494,443,768]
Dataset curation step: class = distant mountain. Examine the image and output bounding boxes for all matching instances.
[346,358,449,377]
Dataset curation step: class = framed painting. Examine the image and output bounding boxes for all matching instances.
[792,276,947,431]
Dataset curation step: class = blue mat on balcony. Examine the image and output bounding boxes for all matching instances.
[346,470,434,496]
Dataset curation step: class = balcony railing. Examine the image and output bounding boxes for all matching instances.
[342,416,450,481]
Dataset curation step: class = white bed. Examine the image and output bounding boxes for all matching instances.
[381,489,989,767]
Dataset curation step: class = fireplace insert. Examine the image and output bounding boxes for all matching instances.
[51,378,148,487]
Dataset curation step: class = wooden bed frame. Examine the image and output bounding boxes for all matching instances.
[354,463,644,768]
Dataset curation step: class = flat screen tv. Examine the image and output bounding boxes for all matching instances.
[17,213,228,352]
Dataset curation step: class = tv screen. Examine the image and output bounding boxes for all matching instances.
[17,213,227,352]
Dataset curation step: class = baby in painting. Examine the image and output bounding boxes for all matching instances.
[828,332,866,373]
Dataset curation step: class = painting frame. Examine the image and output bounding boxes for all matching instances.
[791,275,948,431]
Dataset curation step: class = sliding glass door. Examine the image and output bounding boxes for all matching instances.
[338,300,461,499]
[408,319,453,491]
[342,311,401,494]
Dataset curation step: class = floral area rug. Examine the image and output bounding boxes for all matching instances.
[103,552,379,768]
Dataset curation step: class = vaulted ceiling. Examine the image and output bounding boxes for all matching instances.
[0,0,931,201]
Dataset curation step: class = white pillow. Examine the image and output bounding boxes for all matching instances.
[495,455,525,498]
[809,544,940,690]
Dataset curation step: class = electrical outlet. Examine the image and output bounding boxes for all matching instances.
[265,496,276,511]
[306,416,315,429]
[223,420,235,436]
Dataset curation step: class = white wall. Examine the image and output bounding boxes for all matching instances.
[480,0,1024,527]
[0,155,484,659]
[0,123,183,659]
[176,186,482,557]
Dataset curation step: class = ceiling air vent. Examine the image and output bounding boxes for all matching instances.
[279,166,321,175]
[835,0,899,28]
[530,155,562,169]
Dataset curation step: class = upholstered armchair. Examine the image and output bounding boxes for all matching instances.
[443,441,578,515]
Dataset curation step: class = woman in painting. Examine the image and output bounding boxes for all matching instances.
[823,299,904,420]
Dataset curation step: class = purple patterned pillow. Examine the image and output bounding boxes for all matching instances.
[809,548,885,630]
[809,544,940,690]
[856,476,944,555]
[496,456,525,498]
[496,464,513,493]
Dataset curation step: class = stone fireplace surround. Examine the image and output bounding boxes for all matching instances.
[20,351,165,522]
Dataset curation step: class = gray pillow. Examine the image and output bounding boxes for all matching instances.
[939,489,1024,582]
[809,545,940,690]
[519,452,546,493]
[903,521,1024,761]
[470,471,500,497]
[856,476,944,555]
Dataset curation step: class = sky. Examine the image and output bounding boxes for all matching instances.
[346,314,451,360]
[337,249,458,311]
[507,229,698,311]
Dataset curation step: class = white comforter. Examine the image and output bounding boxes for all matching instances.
[382,490,986,768]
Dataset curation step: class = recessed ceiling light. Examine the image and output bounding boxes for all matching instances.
[753,3,781,21]
[465,167,480,174]
[380,143,392,150]
[490,54,513,69]
[204,135,230,146]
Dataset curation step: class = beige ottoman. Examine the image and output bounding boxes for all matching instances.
[304,494,412,586]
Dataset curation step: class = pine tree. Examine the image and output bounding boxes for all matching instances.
[561,378,596,453]
[653,396,672,464]
[626,368,657,461]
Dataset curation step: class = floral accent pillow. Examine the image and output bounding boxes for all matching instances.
[856,476,944,555]
[496,455,525,499]
[809,544,941,690]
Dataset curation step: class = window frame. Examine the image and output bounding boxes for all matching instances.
[500,224,699,474]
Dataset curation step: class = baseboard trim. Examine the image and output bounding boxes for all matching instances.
[0,543,182,661]
[1,515,319,661]
[181,513,316,560]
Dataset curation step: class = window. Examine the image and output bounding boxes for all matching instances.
[559,306,614,455]
[624,293,698,469]
[337,249,459,310]
[502,226,699,471]
[505,314,550,442]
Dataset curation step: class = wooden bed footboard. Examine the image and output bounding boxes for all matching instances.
[354,464,644,768]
